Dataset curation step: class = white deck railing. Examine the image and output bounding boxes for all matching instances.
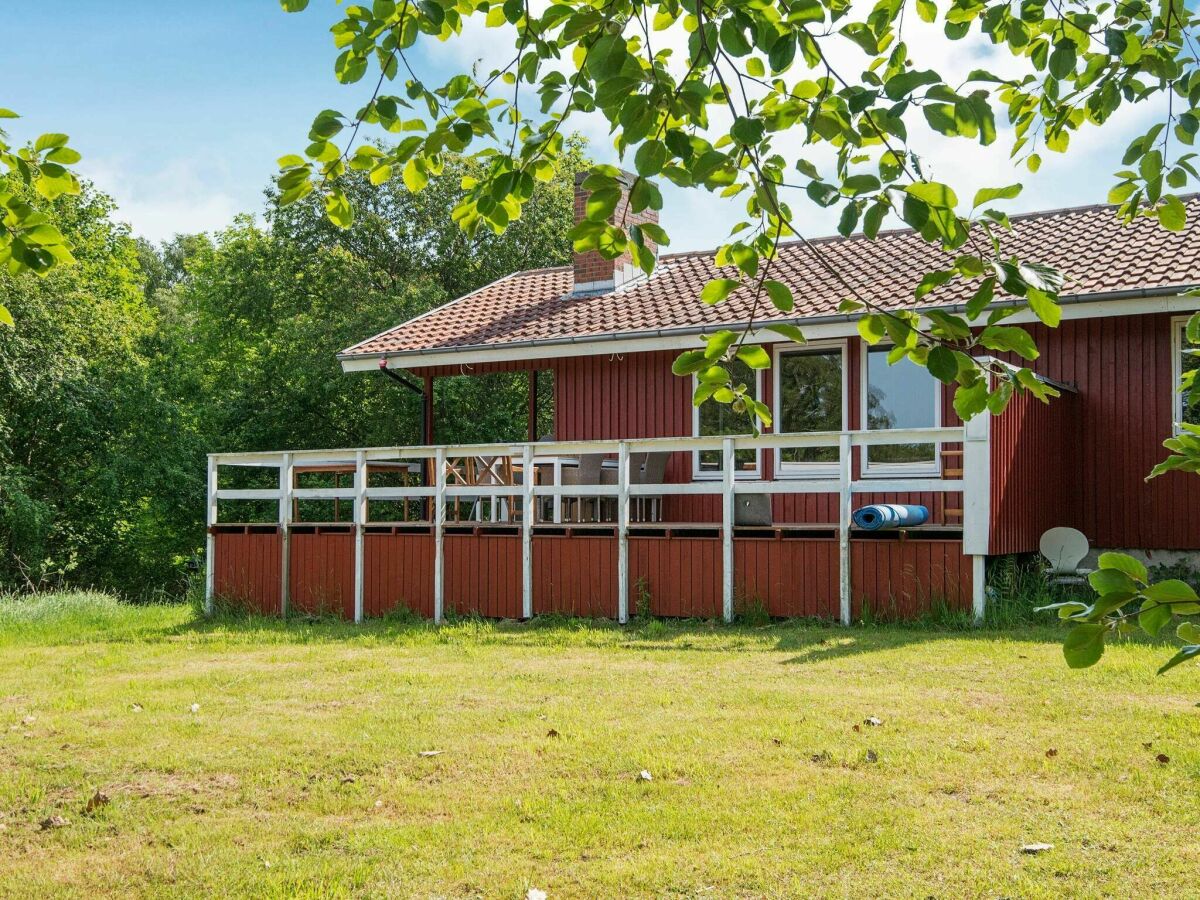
[206,424,991,626]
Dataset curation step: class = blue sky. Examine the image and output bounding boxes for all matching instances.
[5,2,1167,250]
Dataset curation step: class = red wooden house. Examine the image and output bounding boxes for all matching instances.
[206,177,1200,624]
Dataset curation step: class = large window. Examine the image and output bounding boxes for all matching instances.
[694,358,761,477]
[1174,317,1200,429]
[863,346,940,472]
[774,345,845,472]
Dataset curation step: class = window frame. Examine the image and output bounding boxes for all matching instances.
[1172,314,1198,434]
[859,343,943,478]
[691,364,764,480]
[771,339,849,478]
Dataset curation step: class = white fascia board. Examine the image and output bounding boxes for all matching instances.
[340,289,1200,373]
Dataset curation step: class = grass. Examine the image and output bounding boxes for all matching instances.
[1,592,1198,898]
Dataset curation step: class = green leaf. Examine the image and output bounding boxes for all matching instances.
[972,184,1021,208]
[585,186,621,222]
[704,330,739,360]
[1177,621,1200,644]
[324,188,354,229]
[905,181,958,209]
[672,350,710,375]
[1138,600,1173,638]
[731,116,765,146]
[402,158,427,192]
[1158,644,1200,675]
[979,325,1038,360]
[965,276,995,319]
[634,141,667,177]
[927,345,957,383]
[1025,289,1061,327]
[33,133,69,153]
[700,279,740,305]
[1158,195,1187,232]
[0,303,12,328]
[915,0,936,22]
[764,280,794,312]
[736,345,772,369]
[765,323,806,344]
[280,0,309,9]
[1062,623,1106,669]
[1097,552,1147,584]
[1143,579,1200,605]
[953,379,988,420]
[1088,568,1136,597]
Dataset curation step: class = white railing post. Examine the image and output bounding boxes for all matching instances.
[838,432,853,626]
[353,449,366,624]
[521,444,534,619]
[721,437,735,624]
[279,452,292,617]
[433,447,446,624]
[962,410,992,624]
[204,456,217,616]
[617,441,630,624]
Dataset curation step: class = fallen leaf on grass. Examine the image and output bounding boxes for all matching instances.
[637,770,653,782]
[1020,843,1053,854]
[130,704,143,713]
[1143,741,1153,750]
[526,889,548,900]
[546,729,559,738]
[1045,748,1058,758]
[22,715,35,725]
[771,737,782,746]
[1156,753,1170,764]
[864,749,879,763]
[189,704,200,714]
[83,791,109,815]
[418,750,443,757]
[864,716,883,727]
[374,800,384,808]
[340,775,357,784]
[39,815,68,831]
[852,724,861,733]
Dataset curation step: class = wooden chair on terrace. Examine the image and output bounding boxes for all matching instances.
[443,456,477,523]
[473,455,520,522]
[562,453,605,523]
[631,452,669,523]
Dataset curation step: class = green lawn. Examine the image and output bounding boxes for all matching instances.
[1,593,1198,898]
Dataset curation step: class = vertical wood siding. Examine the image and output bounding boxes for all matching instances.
[629,535,723,617]
[989,312,1197,550]
[289,530,355,619]
[734,536,840,617]
[850,538,973,620]
[444,532,522,618]
[364,531,435,618]
[213,528,282,614]
[533,534,619,617]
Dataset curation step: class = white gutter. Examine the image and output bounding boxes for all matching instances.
[338,285,1200,373]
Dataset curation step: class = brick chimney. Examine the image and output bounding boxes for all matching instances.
[572,170,659,295]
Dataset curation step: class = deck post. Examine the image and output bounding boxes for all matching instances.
[204,455,217,616]
[521,444,534,619]
[721,437,735,623]
[617,441,630,624]
[838,432,853,626]
[962,410,991,624]
[279,452,292,618]
[353,449,366,624]
[433,447,446,624]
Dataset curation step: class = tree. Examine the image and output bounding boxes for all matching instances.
[0,107,82,318]
[277,0,1195,429]
[278,0,1200,669]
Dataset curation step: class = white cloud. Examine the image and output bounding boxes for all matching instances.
[78,155,252,242]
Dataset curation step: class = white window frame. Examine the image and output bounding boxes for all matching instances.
[692,366,764,480]
[1173,314,1197,434]
[772,340,848,478]
[859,343,943,478]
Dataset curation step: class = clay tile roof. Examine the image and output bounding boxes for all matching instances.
[340,196,1200,361]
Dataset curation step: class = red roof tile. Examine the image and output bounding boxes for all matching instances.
[340,197,1200,360]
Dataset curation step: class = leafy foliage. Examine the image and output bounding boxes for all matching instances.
[279,0,1196,427]
[0,107,83,322]
[1037,552,1200,674]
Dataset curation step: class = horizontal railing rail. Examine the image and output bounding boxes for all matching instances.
[204,426,989,626]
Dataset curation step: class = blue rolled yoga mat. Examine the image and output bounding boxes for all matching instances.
[852,504,929,530]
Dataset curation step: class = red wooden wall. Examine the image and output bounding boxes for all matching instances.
[212,528,282,614]
[365,531,434,618]
[990,312,1197,550]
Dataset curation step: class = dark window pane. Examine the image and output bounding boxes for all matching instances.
[778,349,842,465]
[697,359,758,472]
[866,348,936,464]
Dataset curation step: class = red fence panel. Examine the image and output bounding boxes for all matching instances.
[289,529,354,619]
[364,531,435,618]
[444,532,522,618]
[629,535,723,618]
[533,533,619,618]
[850,538,972,620]
[734,536,840,618]
[213,528,282,614]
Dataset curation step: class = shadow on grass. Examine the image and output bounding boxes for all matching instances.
[154,605,1080,663]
